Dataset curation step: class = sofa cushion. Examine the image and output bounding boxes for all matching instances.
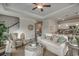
[53,35,59,43]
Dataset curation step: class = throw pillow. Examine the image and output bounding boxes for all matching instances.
[57,36,66,44]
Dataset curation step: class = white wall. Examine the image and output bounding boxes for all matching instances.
[42,19,58,35]
[19,17,36,39]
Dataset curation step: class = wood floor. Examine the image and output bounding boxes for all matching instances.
[11,45,57,56]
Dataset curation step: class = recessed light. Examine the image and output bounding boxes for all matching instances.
[62,19,65,20]
[57,18,62,19]
[76,24,78,26]
[66,24,68,26]
[57,18,64,20]
[58,25,61,27]
[37,5,43,9]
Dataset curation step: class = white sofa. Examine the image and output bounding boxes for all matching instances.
[37,34,68,56]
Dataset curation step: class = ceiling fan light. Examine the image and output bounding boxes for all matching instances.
[37,5,43,9]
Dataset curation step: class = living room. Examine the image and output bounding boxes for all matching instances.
[0,3,79,56]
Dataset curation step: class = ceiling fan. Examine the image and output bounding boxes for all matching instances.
[32,3,51,12]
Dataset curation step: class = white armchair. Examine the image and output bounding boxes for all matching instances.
[20,33,27,45]
[10,33,22,47]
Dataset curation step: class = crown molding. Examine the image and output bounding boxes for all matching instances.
[43,4,78,19]
[1,3,78,20]
[2,4,43,20]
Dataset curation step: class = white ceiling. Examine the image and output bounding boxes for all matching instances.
[6,3,72,16]
[0,3,79,20]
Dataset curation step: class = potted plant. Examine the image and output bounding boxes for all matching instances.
[75,36,79,47]
[0,23,8,55]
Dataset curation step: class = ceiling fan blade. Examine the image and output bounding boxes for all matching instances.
[33,3,38,5]
[32,7,37,10]
[41,8,43,12]
[43,5,51,7]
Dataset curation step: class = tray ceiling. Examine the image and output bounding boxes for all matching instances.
[4,3,73,16]
[0,3,79,20]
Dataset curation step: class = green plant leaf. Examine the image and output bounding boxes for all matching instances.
[0,23,8,46]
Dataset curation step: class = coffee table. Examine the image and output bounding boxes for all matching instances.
[25,44,43,56]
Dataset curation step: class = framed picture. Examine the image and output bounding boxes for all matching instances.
[28,24,33,31]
